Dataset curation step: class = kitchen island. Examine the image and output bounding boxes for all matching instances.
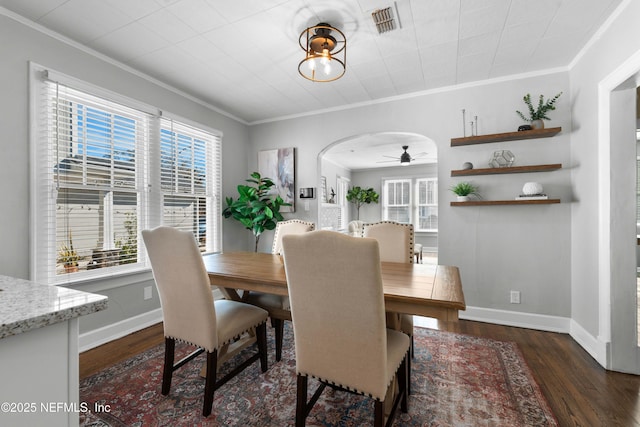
[0,275,107,426]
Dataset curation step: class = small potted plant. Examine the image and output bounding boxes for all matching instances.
[58,243,79,273]
[516,92,562,130]
[451,182,479,202]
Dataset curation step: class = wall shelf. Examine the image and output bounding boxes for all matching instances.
[451,163,562,177]
[450,127,562,146]
[451,199,561,206]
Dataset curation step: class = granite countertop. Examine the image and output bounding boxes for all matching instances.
[0,275,108,340]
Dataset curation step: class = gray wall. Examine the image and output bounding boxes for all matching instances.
[249,72,572,318]
[0,14,251,334]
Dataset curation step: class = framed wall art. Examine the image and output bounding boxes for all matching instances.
[258,147,295,212]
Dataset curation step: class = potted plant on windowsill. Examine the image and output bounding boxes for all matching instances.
[516,92,562,130]
[222,172,291,252]
[450,182,479,202]
[58,243,79,273]
[346,186,379,220]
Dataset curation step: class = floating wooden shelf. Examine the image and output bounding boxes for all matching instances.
[451,163,562,177]
[451,199,561,206]
[451,127,562,146]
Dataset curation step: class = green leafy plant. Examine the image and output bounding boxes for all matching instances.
[516,92,562,122]
[115,212,137,264]
[346,186,379,220]
[57,231,79,267]
[450,182,479,197]
[222,172,291,252]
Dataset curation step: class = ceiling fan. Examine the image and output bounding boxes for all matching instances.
[377,145,427,166]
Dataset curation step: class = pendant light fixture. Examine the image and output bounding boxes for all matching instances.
[298,23,346,82]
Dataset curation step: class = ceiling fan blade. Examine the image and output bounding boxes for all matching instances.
[382,155,400,159]
[376,159,400,163]
[412,152,428,158]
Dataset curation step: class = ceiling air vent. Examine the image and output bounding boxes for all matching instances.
[371,6,397,34]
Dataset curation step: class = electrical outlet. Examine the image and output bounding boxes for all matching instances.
[144,286,153,300]
[510,290,521,304]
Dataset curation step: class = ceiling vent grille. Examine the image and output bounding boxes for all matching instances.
[371,6,396,34]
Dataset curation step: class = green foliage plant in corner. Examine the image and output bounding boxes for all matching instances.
[346,186,379,220]
[516,92,563,123]
[222,171,291,252]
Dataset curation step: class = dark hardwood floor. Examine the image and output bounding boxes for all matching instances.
[80,319,640,426]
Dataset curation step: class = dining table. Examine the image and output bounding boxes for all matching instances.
[203,251,466,322]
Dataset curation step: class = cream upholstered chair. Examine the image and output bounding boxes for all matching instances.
[142,226,269,417]
[282,230,409,427]
[244,219,315,361]
[362,220,415,393]
[348,220,364,237]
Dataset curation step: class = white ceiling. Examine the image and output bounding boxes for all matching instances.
[0,0,624,126]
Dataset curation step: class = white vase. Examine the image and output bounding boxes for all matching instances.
[457,195,469,202]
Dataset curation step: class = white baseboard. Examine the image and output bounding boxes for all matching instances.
[569,318,608,368]
[78,308,163,352]
[459,306,571,333]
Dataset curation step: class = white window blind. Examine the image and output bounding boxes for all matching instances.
[383,179,411,223]
[381,177,438,231]
[31,65,222,285]
[416,178,438,232]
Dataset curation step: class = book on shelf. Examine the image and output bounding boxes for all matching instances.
[515,194,548,200]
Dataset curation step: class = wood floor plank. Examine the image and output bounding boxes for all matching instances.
[79,319,640,426]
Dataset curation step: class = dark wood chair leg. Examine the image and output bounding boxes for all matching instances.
[203,349,218,417]
[296,374,308,427]
[407,341,412,395]
[399,352,409,413]
[161,337,175,395]
[256,322,268,372]
[374,400,384,427]
[274,318,285,362]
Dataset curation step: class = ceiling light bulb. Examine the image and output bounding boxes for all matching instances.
[308,57,316,71]
[323,62,331,75]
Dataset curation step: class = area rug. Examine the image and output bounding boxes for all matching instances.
[79,325,557,426]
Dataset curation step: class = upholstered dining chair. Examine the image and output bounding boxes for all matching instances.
[244,219,315,361]
[282,230,409,427]
[348,220,364,236]
[362,220,415,393]
[142,226,269,417]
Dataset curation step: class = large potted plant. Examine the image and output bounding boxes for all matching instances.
[516,92,562,129]
[222,172,291,252]
[346,186,379,220]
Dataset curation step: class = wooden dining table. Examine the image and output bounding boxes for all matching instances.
[203,251,466,321]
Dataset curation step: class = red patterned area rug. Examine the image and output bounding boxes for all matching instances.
[80,325,558,426]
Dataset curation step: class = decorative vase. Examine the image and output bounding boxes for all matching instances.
[530,119,544,130]
[522,182,543,196]
[457,195,469,202]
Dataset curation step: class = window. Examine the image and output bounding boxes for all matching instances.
[382,177,437,232]
[31,65,221,284]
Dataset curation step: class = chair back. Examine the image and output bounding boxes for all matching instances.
[142,226,218,352]
[362,221,414,264]
[347,220,364,236]
[282,230,390,399]
[271,219,315,254]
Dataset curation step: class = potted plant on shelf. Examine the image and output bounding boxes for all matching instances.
[451,182,479,202]
[222,171,291,252]
[346,186,379,220]
[516,92,562,130]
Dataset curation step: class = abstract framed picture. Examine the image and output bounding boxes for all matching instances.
[258,147,295,212]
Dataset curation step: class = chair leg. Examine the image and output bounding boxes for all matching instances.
[399,352,409,413]
[274,318,285,362]
[374,400,384,427]
[203,349,218,417]
[161,337,175,395]
[256,322,268,372]
[296,374,308,427]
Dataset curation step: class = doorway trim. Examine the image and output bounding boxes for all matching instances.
[598,47,640,372]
